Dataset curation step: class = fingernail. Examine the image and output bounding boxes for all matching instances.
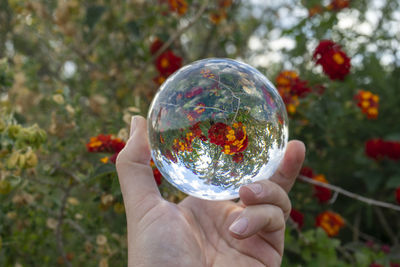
[130,116,137,137]
[229,217,248,235]
[246,183,262,195]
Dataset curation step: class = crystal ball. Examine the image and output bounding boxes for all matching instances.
[147,58,288,200]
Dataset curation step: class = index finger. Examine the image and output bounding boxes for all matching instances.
[269,140,305,193]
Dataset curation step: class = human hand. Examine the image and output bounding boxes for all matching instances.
[116,116,305,267]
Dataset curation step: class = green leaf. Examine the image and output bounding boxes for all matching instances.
[85,5,106,29]
[90,164,116,180]
[385,175,400,189]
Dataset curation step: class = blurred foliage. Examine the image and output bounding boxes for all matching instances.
[1,0,400,266]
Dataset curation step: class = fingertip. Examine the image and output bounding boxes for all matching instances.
[287,140,306,164]
[116,115,151,167]
[229,216,249,239]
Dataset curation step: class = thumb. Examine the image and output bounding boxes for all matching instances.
[116,116,161,217]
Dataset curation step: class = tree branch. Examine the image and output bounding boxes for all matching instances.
[150,0,209,62]
[298,175,400,212]
[56,185,73,267]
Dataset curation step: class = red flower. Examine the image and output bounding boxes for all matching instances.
[290,209,304,229]
[87,134,126,164]
[208,122,248,155]
[316,211,345,237]
[150,159,163,186]
[365,138,385,160]
[155,50,182,76]
[313,40,351,80]
[313,174,332,204]
[186,110,201,123]
[300,166,314,178]
[276,70,311,98]
[365,139,400,161]
[232,153,244,163]
[327,0,350,10]
[150,39,164,55]
[109,153,118,164]
[111,139,125,153]
[276,70,311,115]
[208,122,230,146]
[165,149,177,163]
[386,141,400,160]
[190,122,207,141]
[86,134,125,154]
[370,264,384,267]
[396,187,400,204]
[185,87,203,98]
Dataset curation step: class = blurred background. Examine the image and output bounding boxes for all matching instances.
[1,0,400,266]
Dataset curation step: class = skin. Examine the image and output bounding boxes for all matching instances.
[116,116,305,267]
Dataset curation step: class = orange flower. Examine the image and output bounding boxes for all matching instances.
[87,134,125,164]
[100,156,109,164]
[200,69,216,79]
[153,75,167,85]
[308,5,323,17]
[218,0,232,8]
[168,0,188,15]
[354,90,379,119]
[276,70,311,115]
[208,122,248,156]
[209,9,227,24]
[86,134,125,153]
[194,103,206,114]
[316,211,345,237]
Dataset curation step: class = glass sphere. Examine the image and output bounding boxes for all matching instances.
[147,58,288,200]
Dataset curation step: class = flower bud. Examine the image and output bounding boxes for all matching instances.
[25,150,38,168]
[36,128,47,144]
[16,128,31,143]
[7,151,20,169]
[18,154,26,168]
[52,94,65,105]
[8,125,22,139]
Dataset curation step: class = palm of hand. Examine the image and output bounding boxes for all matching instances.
[133,195,283,267]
